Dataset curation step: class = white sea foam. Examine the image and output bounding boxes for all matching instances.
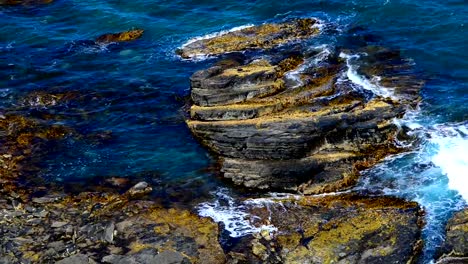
[0,88,10,98]
[178,24,255,60]
[197,188,277,237]
[430,122,468,201]
[339,52,395,98]
[355,117,467,262]
[285,45,332,88]
[181,24,255,48]
[67,41,112,55]
[179,18,324,60]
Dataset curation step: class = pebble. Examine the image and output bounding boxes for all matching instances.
[32,197,56,204]
[51,221,69,228]
[48,240,66,252]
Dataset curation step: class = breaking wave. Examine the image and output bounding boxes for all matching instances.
[197,188,278,237]
[339,52,395,98]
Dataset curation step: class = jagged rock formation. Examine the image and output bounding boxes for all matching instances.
[177,18,320,59]
[436,208,468,264]
[96,29,144,43]
[237,195,424,264]
[184,31,423,193]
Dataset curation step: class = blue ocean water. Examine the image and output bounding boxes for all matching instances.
[1,0,467,262]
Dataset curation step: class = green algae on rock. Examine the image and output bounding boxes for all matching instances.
[238,194,424,264]
[96,29,144,43]
[177,18,320,59]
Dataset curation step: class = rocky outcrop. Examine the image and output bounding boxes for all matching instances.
[185,40,422,193]
[229,194,424,263]
[0,183,226,264]
[177,18,320,59]
[436,208,468,264]
[96,29,144,43]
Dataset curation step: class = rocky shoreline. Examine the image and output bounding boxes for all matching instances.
[0,17,467,264]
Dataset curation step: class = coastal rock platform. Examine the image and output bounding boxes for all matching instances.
[183,20,423,194]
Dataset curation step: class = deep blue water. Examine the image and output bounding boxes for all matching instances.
[1,0,467,263]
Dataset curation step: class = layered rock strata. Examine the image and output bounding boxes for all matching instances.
[185,37,422,193]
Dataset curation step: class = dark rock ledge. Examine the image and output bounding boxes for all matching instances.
[436,208,468,264]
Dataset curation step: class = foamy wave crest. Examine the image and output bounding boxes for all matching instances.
[339,52,395,98]
[178,24,254,61]
[181,24,255,48]
[197,188,278,237]
[429,122,468,201]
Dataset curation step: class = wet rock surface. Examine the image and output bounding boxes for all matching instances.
[0,185,225,263]
[96,29,144,43]
[186,43,423,193]
[234,194,424,264]
[436,208,468,264]
[177,18,320,59]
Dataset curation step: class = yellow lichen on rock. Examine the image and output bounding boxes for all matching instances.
[178,18,320,58]
[144,208,226,264]
[96,29,144,43]
[246,195,423,264]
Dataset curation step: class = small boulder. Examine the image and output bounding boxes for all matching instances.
[55,254,96,264]
[96,29,144,43]
[126,181,152,198]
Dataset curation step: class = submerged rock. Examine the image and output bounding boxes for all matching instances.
[436,208,468,263]
[185,44,422,193]
[177,18,320,59]
[96,29,144,43]
[19,90,78,108]
[0,0,53,6]
[239,194,424,263]
[0,114,73,200]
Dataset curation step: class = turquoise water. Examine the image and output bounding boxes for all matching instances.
[1,0,467,262]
